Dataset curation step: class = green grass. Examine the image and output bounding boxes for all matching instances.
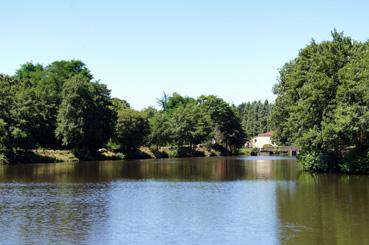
[238,147,253,156]
[32,149,79,163]
[4,144,248,164]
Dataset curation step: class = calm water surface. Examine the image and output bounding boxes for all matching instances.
[0,156,368,245]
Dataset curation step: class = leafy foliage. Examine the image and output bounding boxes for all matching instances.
[150,93,246,152]
[111,98,131,111]
[11,60,94,149]
[0,60,256,162]
[114,109,150,151]
[0,74,25,160]
[198,95,246,150]
[170,103,212,148]
[272,30,369,173]
[56,75,115,155]
[147,112,171,148]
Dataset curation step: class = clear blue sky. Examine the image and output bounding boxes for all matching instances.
[1,0,369,109]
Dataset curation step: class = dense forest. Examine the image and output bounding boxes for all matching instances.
[237,100,273,138]
[272,30,369,173]
[0,61,272,164]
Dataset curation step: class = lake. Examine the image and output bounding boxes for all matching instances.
[0,156,368,245]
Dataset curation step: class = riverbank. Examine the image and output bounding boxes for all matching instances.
[1,145,251,164]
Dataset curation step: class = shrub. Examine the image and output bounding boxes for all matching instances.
[339,150,369,174]
[297,151,337,172]
[0,154,7,164]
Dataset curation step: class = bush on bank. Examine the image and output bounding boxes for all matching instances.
[298,150,369,174]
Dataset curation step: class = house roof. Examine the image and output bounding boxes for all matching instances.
[257,131,273,137]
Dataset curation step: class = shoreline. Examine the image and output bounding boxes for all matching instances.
[2,146,252,165]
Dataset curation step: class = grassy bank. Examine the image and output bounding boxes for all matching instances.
[1,145,251,164]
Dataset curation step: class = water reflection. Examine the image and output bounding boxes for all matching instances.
[0,157,368,244]
[277,174,369,245]
[0,156,297,182]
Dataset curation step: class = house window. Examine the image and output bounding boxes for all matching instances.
[254,139,257,143]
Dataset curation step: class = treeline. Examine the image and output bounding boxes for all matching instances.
[147,93,246,152]
[0,61,115,162]
[0,61,253,163]
[237,100,273,137]
[271,30,369,173]
[103,92,248,157]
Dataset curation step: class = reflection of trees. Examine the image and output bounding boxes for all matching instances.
[0,157,301,183]
[118,157,300,181]
[0,163,87,182]
[276,174,369,244]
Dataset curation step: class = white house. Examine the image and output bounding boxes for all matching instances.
[248,131,276,149]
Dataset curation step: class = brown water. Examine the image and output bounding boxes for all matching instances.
[0,156,368,245]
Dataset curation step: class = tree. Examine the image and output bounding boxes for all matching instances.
[0,74,25,160]
[157,92,169,110]
[0,74,45,160]
[333,44,369,151]
[271,30,367,172]
[169,103,212,149]
[0,119,7,162]
[0,74,15,135]
[147,112,171,148]
[14,62,45,82]
[10,60,94,149]
[198,95,245,151]
[141,106,158,119]
[237,100,273,138]
[160,92,196,112]
[12,64,51,148]
[111,97,130,112]
[56,75,115,155]
[114,109,150,151]
[45,60,92,93]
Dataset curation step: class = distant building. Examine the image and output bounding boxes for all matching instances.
[248,131,276,149]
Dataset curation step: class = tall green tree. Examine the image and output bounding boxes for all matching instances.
[237,100,273,138]
[332,44,369,151]
[11,60,94,148]
[56,74,115,155]
[147,112,171,148]
[271,30,367,172]
[0,75,16,159]
[12,63,51,148]
[111,98,130,112]
[0,74,45,160]
[45,60,92,96]
[159,92,195,112]
[169,103,212,149]
[198,95,245,151]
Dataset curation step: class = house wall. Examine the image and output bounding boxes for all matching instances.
[250,136,275,149]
